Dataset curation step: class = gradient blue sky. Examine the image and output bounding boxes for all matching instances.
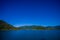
[0,0,60,27]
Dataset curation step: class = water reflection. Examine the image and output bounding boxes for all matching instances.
[0,30,60,40]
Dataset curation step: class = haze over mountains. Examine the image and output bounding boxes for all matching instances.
[0,20,60,30]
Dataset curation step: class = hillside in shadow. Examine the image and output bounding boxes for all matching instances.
[0,20,60,30]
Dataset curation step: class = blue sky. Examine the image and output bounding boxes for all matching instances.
[0,0,60,27]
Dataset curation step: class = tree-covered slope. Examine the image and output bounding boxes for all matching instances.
[0,20,15,30]
[0,20,60,30]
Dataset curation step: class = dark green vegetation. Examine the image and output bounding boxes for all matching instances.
[0,20,60,30]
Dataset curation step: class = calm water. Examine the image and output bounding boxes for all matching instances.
[0,30,60,40]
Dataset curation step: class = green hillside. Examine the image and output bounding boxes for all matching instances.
[0,20,17,30]
[0,20,60,30]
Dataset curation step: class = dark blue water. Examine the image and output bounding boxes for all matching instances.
[0,30,60,40]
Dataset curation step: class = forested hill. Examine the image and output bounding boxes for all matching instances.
[0,20,15,30]
[0,20,60,30]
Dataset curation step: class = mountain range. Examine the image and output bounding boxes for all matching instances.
[0,20,60,30]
